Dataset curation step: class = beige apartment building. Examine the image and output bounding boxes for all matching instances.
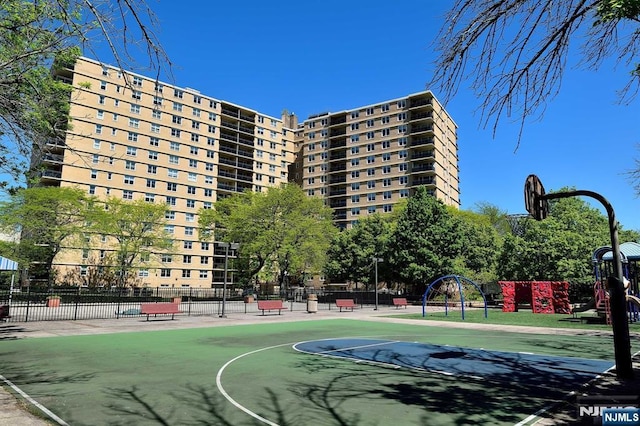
[38,57,458,288]
[292,92,459,229]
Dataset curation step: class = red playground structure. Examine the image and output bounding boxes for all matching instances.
[498,281,571,314]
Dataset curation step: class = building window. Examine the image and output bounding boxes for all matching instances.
[166,196,177,206]
[147,165,157,174]
[122,190,133,200]
[160,269,171,277]
[127,132,138,142]
[131,91,141,101]
[183,241,192,249]
[124,175,135,185]
[172,115,182,124]
[182,270,191,278]
[148,151,158,160]
[167,182,177,191]
[150,123,160,133]
[149,137,159,147]
[146,179,156,188]
[145,193,155,202]
[125,160,136,170]
[126,146,137,156]
[199,270,208,279]
[130,104,141,114]
[170,141,180,151]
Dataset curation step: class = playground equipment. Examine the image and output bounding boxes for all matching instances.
[422,275,488,320]
[498,281,571,314]
[591,244,640,325]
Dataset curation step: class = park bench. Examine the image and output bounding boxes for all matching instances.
[336,299,357,312]
[257,300,288,315]
[392,298,408,309]
[140,303,181,321]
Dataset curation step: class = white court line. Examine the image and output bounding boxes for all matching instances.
[315,339,399,355]
[516,348,637,426]
[216,342,293,426]
[0,374,69,426]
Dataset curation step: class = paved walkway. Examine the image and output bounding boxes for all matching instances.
[1,305,639,425]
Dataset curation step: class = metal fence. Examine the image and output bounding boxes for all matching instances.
[0,288,417,323]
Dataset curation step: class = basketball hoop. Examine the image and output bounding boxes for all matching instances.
[524,174,549,221]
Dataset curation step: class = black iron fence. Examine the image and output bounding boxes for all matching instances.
[0,288,420,323]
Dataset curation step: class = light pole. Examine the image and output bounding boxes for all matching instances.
[372,257,383,310]
[219,242,239,318]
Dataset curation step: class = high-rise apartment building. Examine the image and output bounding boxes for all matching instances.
[292,92,459,229]
[38,57,458,288]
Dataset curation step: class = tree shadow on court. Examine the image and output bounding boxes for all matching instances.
[0,324,27,340]
[287,350,602,425]
[100,384,295,426]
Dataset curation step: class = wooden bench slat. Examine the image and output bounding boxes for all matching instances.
[336,299,356,312]
[392,298,408,309]
[140,303,181,321]
[257,300,287,315]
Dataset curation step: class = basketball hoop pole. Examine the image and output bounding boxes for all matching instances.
[536,189,633,379]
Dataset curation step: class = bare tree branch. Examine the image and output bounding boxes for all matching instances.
[431,0,640,149]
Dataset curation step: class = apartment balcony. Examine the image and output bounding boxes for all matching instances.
[410,150,434,160]
[220,131,238,143]
[329,162,347,172]
[413,177,436,186]
[237,148,253,158]
[218,156,253,171]
[329,187,347,197]
[220,104,255,123]
[410,137,434,147]
[40,169,62,181]
[334,211,347,220]
[409,98,432,108]
[409,111,433,121]
[330,114,347,126]
[410,124,434,134]
[330,127,346,137]
[330,138,346,149]
[412,164,435,173]
[221,120,255,136]
[329,175,346,185]
[219,144,236,155]
[238,136,254,146]
[45,140,66,153]
[42,153,65,164]
[330,151,346,161]
[330,199,347,208]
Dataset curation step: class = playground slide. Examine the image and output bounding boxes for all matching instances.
[627,295,640,308]
[572,297,596,313]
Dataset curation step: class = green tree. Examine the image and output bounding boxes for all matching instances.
[0,0,170,186]
[324,214,394,290]
[496,192,613,283]
[389,187,464,294]
[0,186,90,286]
[449,208,501,284]
[86,197,173,287]
[198,184,337,292]
[432,0,640,146]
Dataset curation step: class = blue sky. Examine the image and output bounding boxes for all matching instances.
[95,1,638,231]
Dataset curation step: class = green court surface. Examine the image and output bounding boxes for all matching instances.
[0,319,636,425]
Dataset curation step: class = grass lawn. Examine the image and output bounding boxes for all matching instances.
[393,307,640,331]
